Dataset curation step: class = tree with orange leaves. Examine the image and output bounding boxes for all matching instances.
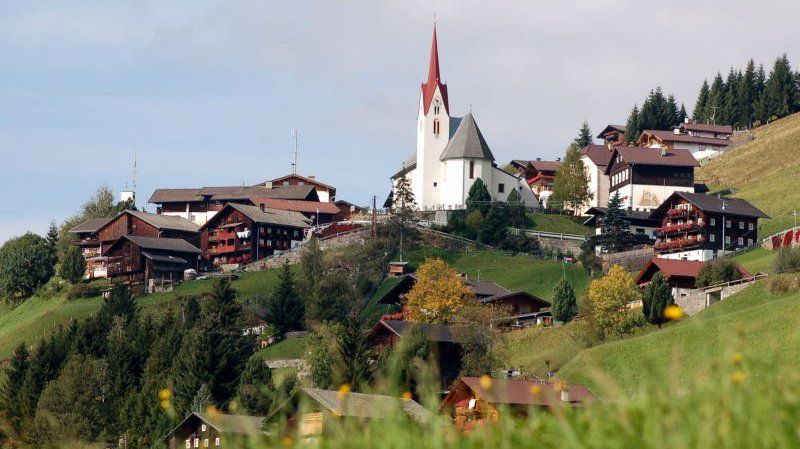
[405,258,474,324]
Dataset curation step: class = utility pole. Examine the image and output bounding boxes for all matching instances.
[291,129,298,174]
[371,195,377,239]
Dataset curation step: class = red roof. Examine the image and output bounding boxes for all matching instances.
[681,123,733,135]
[581,144,613,167]
[639,130,731,147]
[605,146,699,174]
[251,198,340,215]
[637,258,706,285]
[442,377,596,408]
[421,25,449,115]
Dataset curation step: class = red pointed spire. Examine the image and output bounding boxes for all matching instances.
[421,24,448,115]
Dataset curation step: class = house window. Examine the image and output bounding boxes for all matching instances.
[204,439,209,447]
[186,440,191,449]
[710,218,716,226]
[725,236,731,244]
[749,222,754,231]
[726,220,731,228]
[739,221,744,230]
[434,100,440,115]
[215,438,220,446]
[738,237,744,246]
[201,425,206,432]
[748,238,753,246]
[433,119,441,136]
[498,183,505,193]
[433,182,438,187]
[194,438,200,448]
[469,161,475,179]
[283,181,289,186]
[709,234,716,242]
[298,181,305,185]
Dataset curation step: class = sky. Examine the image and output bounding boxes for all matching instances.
[1,0,799,243]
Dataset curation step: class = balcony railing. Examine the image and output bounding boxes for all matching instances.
[106,255,140,275]
[654,234,705,252]
[657,222,703,235]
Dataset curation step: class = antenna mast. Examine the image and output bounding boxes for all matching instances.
[291,129,298,174]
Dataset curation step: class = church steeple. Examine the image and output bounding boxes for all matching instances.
[421,24,449,115]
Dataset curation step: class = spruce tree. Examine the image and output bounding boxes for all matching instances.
[666,94,681,128]
[624,104,641,143]
[59,245,86,284]
[505,188,527,228]
[693,79,710,121]
[551,278,577,323]
[755,63,768,123]
[392,174,416,225]
[764,54,799,120]
[332,315,373,391]
[266,262,305,335]
[678,103,687,124]
[573,121,593,148]
[642,273,672,327]
[706,72,726,123]
[599,191,632,253]
[478,204,510,246]
[466,178,491,216]
[236,357,273,415]
[1,343,30,430]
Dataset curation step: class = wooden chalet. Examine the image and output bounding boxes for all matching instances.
[200,203,310,267]
[275,388,432,437]
[679,122,734,139]
[583,206,660,241]
[104,236,201,290]
[247,198,341,225]
[596,124,626,146]
[95,210,200,252]
[637,129,731,160]
[333,199,365,221]
[510,159,562,207]
[260,174,337,203]
[165,412,265,449]
[605,146,699,213]
[376,274,551,327]
[68,217,113,279]
[440,377,596,430]
[369,319,463,389]
[635,258,706,299]
[649,192,769,261]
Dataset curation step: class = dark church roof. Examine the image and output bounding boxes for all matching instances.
[440,113,495,161]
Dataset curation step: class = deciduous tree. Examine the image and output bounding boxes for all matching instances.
[0,232,57,299]
[405,258,474,324]
[588,265,640,340]
[550,143,591,213]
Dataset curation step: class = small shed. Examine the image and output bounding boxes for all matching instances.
[165,412,265,449]
[387,261,409,277]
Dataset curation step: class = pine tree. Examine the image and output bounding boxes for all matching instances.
[599,191,632,253]
[46,221,59,260]
[191,384,214,413]
[755,63,768,123]
[236,357,273,415]
[505,189,527,228]
[706,72,726,123]
[642,273,672,327]
[551,278,577,323]
[573,121,593,148]
[764,54,799,120]
[739,59,757,127]
[298,238,324,298]
[100,284,137,326]
[59,244,86,284]
[392,174,416,224]
[332,315,373,391]
[623,104,641,143]
[692,79,710,121]
[466,178,491,216]
[723,68,742,127]
[550,144,591,213]
[1,343,30,430]
[678,103,687,124]
[666,94,681,128]
[265,262,305,335]
[478,204,510,246]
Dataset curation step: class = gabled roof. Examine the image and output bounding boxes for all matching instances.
[69,217,113,234]
[463,278,510,297]
[529,160,562,173]
[597,124,626,139]
[477,290,551,308]
[126,210,201,233]
[421,25,449,115]
[375,274,509,304]
[149,185,317,204]
[639,130,731,147]
[605,146,698,175]
[108,235,201,254]
[201,203,310,231]
[635,258,707,285]
[580,144,614,167]
[374,319,457,343]
[166,412,264,439]
[265,174,335,191]
[440,113,495,161]
[442,377,596,408]
[252,199,340,215]
[301,388,432,423]
[651,192,770,219]
[680,123,733,135]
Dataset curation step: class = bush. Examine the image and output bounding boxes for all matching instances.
[0,233,57,299]
[767,274,800,293]
[65,282,105,300]
[499,234,541,255]
[696,258,743,288]
[772,247,800,274]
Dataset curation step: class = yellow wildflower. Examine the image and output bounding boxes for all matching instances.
[337,383,351,399]
[529,385,541,395]
[401,391,413,400]
[732,352,743,366]
[158,389,172,400]
[732,371,747,385]
[282,436,294,448]
[663,305,684,321]
[160,399,171,410]
[479,375,492,390]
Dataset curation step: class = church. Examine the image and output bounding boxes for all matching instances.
[391,26,537,211]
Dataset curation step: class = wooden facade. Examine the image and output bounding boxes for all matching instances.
[200,204,309,267]
[104,236,200,286]
[166,412,264,449]
[69,217,113,279]
[607,159,694,191]
[96,210,200,251]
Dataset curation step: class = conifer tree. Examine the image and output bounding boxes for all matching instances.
[706,72,726,123]
[551,278,578,323]
[678,103,687,124]
[478,204,510,246]
[573,121,593,148]
[666,94,681,127]
[623,104,641,143]
[599,191,632,253]
[332,315,373,391]
[642,273,672,327]
[550,144,591,213]
[505,188,527,228]
[236,357,273,415]
[466,178,491,216]
[392,174,416,225]
[59,245,86,284]
[1,343,30,431]
[764,54,799,120]
[693,79,710,121]
[266,262,304,335]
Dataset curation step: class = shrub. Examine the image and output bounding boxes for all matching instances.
[499,234,541,255]
[767,274,800,293]
[772,247,800,274]
[65,282,105,300]
[696,258,743,288]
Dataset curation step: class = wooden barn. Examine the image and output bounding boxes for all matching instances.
[260,173,337,203]
[104,235,201,290]
[440,377,596,430]
[68,217,112,279]
[200,203,310,267]
[96,210,200,252]
[165,412,265,449]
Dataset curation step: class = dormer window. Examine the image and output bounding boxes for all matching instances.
[433,119,441,136]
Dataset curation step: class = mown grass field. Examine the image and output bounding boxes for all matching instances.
[732,247,775,274]
[254,336,311,360]
[556,280,800,397]
[697,111,800,237]
[0,269,284,360]
[525,212,591,235]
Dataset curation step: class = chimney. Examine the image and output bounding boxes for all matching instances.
[560,390,570,402]
[673,128,681,135]
[684,117,690,124]
[260,204,265,212]
[536,157,541,161]
[556,157,561,162]
[660,147,666,157]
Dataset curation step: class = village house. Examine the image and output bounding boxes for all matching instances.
[638,126,731,161]
[596,124,626,146]
[649,191,769,261]
[583,207,660,242]
[580,144,614,212]
[95,210,201,251]
[680,122,734,139]
[605,146,699,213]
[369,319,463,389]
[389,26,537,212]
[199,203,310,267]
[275,388,432,437]
[635,257,752,301]
[68,217,113,279]
[440,377,596,430]
[165,412,265,449]
[104,235,201,291]
[509,159,562,208]
[332,199,365,221]
[258,173,336,203]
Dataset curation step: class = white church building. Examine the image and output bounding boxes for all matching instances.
[390,26,537,211]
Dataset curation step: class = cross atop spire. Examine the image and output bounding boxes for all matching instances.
[421,22,449,115]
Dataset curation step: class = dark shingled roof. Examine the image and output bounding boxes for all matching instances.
[120,236,201,254]
[463,278,510,297]
[680,123,733,135]
[596,124,626,139]
[529,160,562,173]
[301,388,432,423]
[149,185,316,204]
[69,217,113,234]
[126,210,201,233]
[605,146,699,174]
[581,144,614,167]
[653,192,770,219]
[639,130,731,147]
[224,203,311,227]
[377,320,457,343]
[266,174,335,191]
[195,412,264,434]
[445,377,596,408]
[440,113,495,161]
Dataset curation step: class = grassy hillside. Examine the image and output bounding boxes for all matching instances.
[732,247,775,274]
[697,112,800,236]
[556,280,800,397]
[526,212,591,235]
[0,269,283,359]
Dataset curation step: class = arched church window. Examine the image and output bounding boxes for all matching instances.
[469,160,475,179]
[433,119,440,136]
